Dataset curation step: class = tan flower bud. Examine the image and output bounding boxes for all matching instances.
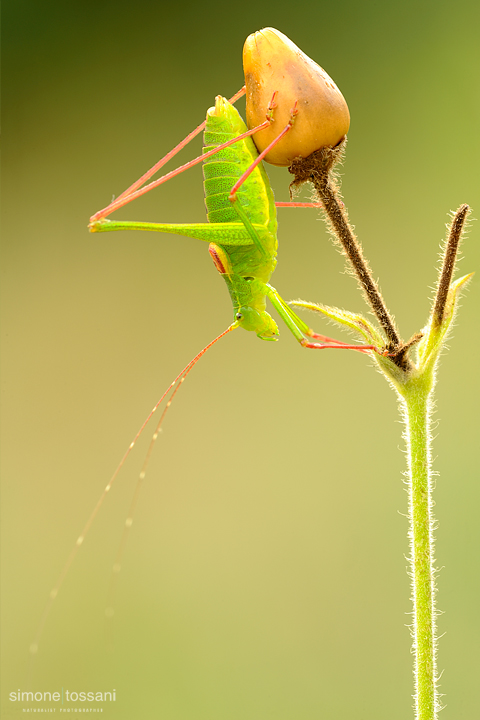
[243,28,350,166]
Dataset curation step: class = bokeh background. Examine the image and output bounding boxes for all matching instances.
[2,0,479,717]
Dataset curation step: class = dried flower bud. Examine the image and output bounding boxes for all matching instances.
[243,28,350,166]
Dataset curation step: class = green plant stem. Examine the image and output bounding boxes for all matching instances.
[402,377,437,720]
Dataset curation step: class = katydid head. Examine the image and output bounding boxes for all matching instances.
[235,306,279,340]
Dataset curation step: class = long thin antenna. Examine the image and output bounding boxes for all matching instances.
[105,372,187,630]
[29,322,238,667]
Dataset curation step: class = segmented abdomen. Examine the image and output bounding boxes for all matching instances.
[202,100,274,230]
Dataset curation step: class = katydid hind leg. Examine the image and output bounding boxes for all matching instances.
[90,89,271,227]
[113,86,245,205]
[90,219,260,248]
[90,89,316,234]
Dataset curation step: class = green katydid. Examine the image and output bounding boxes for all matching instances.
[30,79,382,663]
[89,89,378,352]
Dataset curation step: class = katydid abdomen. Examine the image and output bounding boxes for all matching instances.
[203,95,279,339]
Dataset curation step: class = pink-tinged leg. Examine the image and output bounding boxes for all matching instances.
[113,86,247,204]
[275,202,323,208]
[229,99,298,203]
[308,330,361,345]
[91,88,248,223]
[90,113,269,223]
[301,337,380,354]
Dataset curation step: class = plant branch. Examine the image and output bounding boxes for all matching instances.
[432,204,469,327]
[402,378,439,719]
[289,146,402,353]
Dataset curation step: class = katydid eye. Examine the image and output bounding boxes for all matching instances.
[236,312,243,320]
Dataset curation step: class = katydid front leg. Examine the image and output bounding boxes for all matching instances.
[264,285,380,353]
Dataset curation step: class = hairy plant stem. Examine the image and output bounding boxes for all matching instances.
[317,179,401,347]
[433,204,469,326]
[289,145,469,715]
[289,147,403,357]
[400,376,438,720]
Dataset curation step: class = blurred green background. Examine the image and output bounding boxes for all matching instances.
[2,0,479,717]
